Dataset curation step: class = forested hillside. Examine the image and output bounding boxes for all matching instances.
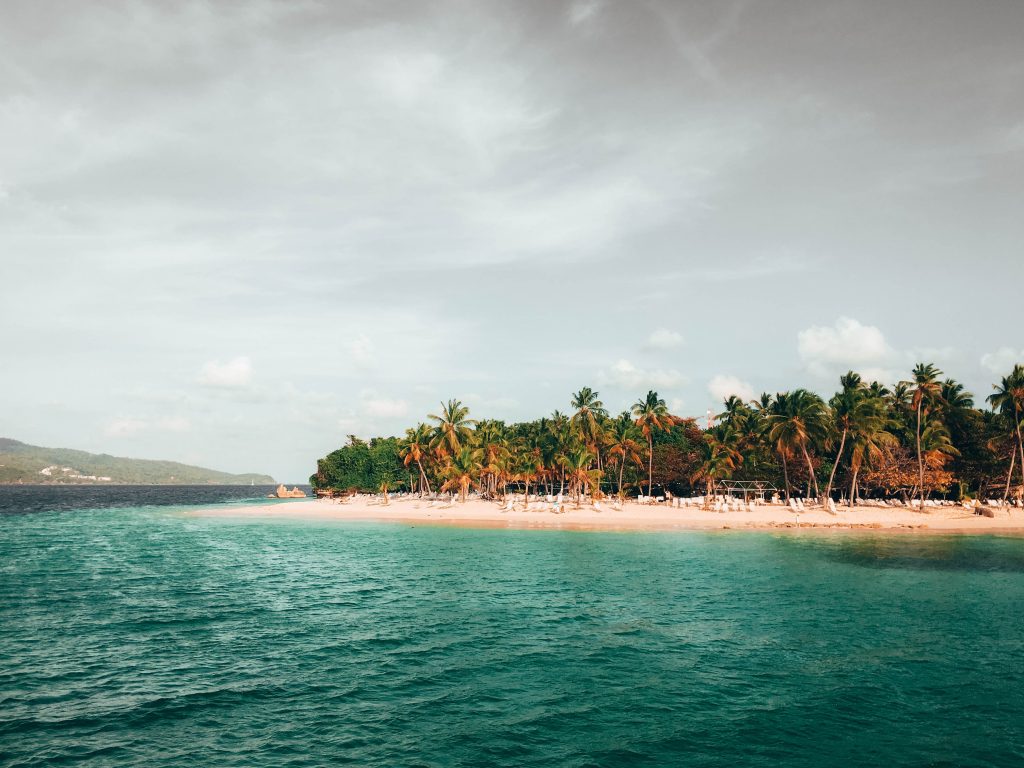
[0,438,274,485]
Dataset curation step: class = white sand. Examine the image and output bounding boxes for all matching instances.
[192,496,1024,534]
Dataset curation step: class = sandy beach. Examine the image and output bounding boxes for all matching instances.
[193,496,1024,534]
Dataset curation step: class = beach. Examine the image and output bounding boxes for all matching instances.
[195,495,1024,533]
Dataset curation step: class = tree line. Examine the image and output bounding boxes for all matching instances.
[311,363,1024,506]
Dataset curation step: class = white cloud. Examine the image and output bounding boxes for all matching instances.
[597,359,686,390]
[669,397,685,413]
[198,356,252,388]
[797,317,895,378]
[105,418,148,437]
[645,328,685,350]
[363,397,409,419]
[708,374,755,404]
[981,347,1024,374]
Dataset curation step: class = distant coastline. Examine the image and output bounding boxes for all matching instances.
[0,438,273,486]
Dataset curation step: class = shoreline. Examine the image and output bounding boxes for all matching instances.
[191,497,1024,535]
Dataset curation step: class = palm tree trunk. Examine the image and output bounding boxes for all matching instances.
[825,428,847,501]
[1016,415,1024,497]
[617,456,625,498]
[800,444,819,498]
[1004,449,1017,501]
[916,400,925,508]
[850,466,859,507]
[416,458,431,496]
[780,451,791,500]
[647,435,654,497]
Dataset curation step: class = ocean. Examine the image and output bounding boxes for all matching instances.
[2,486,1023,766]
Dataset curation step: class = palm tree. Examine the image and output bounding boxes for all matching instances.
[400,423,433,497]
[987,365,1024,501]
[560,447,600,508]
[632,390,672,497]
[512,439,542,508]
[475,419,510,499]
[718,395,749,427]
[440,446,482,503]
[904,364,944,508]
[692,431,741,498]
[824,372,863,501]
[846,396,895,505]
[606,412,644,499]
[766,389,830,499]
[570,387,608,471]
[429,399,475,458]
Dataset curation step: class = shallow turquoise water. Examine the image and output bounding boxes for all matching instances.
[2,504,1024,766]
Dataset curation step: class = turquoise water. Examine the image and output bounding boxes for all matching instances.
[3,501,1024,766]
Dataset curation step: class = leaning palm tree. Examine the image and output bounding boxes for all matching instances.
[632,390,672,497]
[400,423,433,497]
[825,373,863,501]
[766,389,830,499]
[606,412,645,500]
[429,399,476,458]
[988,364,1024,501]
[440,446,483,503]
[904,364,945,508]
[570,387,609,471]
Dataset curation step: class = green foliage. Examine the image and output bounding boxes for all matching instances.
[312,436,407,493]
[310,362,1024,503]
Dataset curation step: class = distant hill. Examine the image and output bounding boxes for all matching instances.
[0,438,274,485]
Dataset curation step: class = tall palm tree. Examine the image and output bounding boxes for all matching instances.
[440,447,482,503]
[606,412,644,499]
[475,419,509,499]
[429,399,475,458]
[632,390,671,497]
[988,364,1024,500]
[570,387,608,471]
[766,389,830,498]
[400,423,433,497]
[825,372,863,501]
[904,364,944,508]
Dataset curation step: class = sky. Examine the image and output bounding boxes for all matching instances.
[1,0,1022,482]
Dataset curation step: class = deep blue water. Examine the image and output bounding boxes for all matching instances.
[1,487,1023,766]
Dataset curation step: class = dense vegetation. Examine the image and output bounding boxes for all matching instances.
[312,363,1024,505]
[0,438,274,485]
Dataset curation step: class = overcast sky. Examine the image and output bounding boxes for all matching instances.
[2,0,1022,482]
